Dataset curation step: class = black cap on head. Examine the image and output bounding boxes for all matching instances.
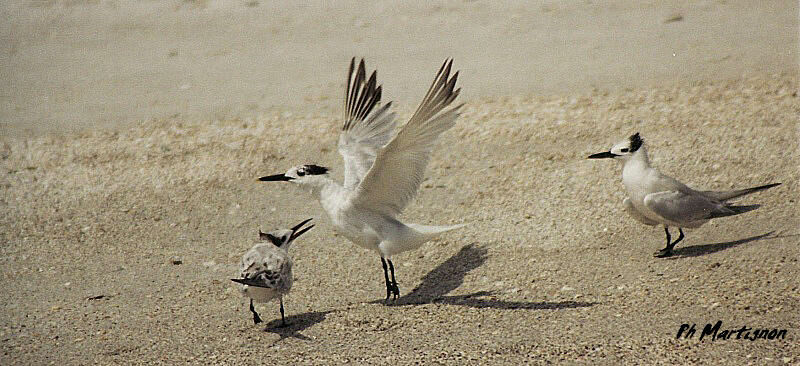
[629,132,643,153]
[303,164,329,175]
[259,230,284,246]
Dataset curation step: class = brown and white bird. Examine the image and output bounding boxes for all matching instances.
[231,218,314,326]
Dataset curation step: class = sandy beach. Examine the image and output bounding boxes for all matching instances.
[2,1,799,364]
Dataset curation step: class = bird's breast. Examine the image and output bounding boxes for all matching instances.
[241,285,285,303]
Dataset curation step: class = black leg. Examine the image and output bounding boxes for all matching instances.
[381,257,391,302]
[654,227,673,257]
[665,227,671,247]
[277,297,289,327]
[654,227,685,258]
[250,299,263,325]
[387,259,399,300]
[669,228,685,251]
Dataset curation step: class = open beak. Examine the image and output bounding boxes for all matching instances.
[587,151,618,159]
[289,218,314,243]
[258,173,293,182]
[230,277,269,288]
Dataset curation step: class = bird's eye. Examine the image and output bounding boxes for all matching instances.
[297,169,305,176]
[621,148,629,153]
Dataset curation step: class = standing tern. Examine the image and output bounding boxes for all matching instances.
[588,133,780,257]
[259,58,465,301]
[231,218,314,326]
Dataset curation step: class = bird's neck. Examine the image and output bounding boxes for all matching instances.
[302,176,340,201]
[625,146,651,169]
[622,146,652,190]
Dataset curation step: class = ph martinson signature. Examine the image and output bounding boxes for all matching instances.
[677,321,788,341]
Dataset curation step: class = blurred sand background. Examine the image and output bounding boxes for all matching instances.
[2,0,796,137]
[1,0,799,364]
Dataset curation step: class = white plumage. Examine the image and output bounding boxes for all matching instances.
[589,133,780,257]
[259,58,465,301]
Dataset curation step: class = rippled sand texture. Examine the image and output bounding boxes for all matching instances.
[2,0,798,364]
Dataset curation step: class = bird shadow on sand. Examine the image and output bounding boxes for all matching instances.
[665,231,781,259]
[372,243,597,310]
[263,310,334,341]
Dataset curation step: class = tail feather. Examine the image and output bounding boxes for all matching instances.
[707,204,761,219]
[385,223,466,257]
[702,182,781,201]
[408,223,466,238]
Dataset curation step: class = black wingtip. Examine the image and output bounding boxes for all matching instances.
[344,57,385,130]
[437,59,448,75]
[441,59,453,79]
[231,278,270,288]
[357,59,366,78]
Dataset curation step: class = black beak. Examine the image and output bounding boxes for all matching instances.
[587,151,618,159]
[230,278,269,288]
[258,173,293,182]
[289,218,314,243]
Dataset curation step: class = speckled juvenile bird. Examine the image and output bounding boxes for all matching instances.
[231,218,314,326]
[588,133,780,257]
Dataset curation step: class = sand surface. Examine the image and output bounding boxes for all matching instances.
[2,1,800,365]
[2,0,797,137]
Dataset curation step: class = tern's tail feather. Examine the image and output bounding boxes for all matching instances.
[408,223,466,239]
[384,223,466,257]
[702,183,781,201]
[708,204,761,219]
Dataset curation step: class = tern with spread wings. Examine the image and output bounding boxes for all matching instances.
[260,58,465,301]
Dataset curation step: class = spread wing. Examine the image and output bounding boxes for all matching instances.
[338,58,397,190]
[643,191,732,225]
[351,59,462,217]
